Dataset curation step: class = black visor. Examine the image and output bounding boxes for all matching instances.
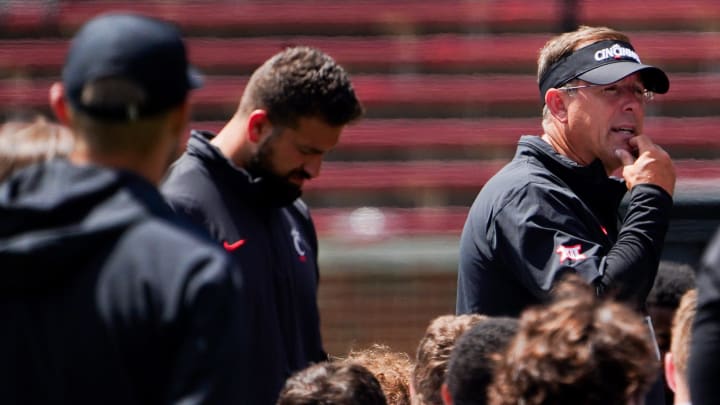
[538,40,669,103]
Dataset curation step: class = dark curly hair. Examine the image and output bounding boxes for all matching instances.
[488,275,659,405]
[239,46,364,129]
[412,314,487,405]
[343,344,413,405]
[277,361,387,405]
[445,317,518,405]
[647,261,696,309]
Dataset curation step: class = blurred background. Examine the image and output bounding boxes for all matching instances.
[1,0,719,357]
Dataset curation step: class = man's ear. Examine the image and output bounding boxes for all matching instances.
[545,88,569,123]
[49,82,71,124]
[664,352,678,393]
[246,109,270,144]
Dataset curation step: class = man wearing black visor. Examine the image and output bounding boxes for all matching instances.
[457,26,676,318]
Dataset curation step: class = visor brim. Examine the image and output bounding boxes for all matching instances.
[577,62,669,94]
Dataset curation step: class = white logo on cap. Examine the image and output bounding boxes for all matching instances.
[594,44,641,63]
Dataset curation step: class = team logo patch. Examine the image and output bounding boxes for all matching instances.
[291,229,307,263]
[555,244,587,262]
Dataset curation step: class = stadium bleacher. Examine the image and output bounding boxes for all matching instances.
[2,0,719,355]
[2,31,719,74]
[3,0,720,33]
[3,74,720,121]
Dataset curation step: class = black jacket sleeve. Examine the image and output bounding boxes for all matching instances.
[598,184,673,307]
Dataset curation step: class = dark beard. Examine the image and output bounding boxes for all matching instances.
[246,137,304,207]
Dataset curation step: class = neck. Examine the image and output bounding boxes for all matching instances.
[70,139,170,185]
[212,114,251,168]
[541,132,589,166]
[540,131,614,174]
[673,382,690,405]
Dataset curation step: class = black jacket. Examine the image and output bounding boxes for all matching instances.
[457,135,673,317]
[0,159,253,404]
[690,228,720,405]
[161,131,327,405]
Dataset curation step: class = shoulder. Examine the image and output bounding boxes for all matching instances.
[163,153,213,192]
[487,154,560,189]
[474,160,568,212]
[702,230,720,277]
[124,217,226,264]
[101,217,238,302]
[162,156,223,217]
[95,216,239,313]
[467,171,582,240]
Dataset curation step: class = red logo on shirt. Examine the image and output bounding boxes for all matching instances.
[555,244,587,262]
[223,239,246,252]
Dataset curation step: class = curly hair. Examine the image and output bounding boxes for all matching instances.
[277,361,387,405]
[647,261,696,309]
[670,289,697,380]
[0,116,74,182]
[412,314,487,405]
[488,276,658,405]
[239,46,364,129]
[445,317,518,405]
[344,344,413,405]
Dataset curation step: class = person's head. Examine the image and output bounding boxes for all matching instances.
[412,314,487,405]
[538,26,669,173]
[644,262,696,405]
[344,344,414,405]
[49,13,202,184]
[216,46,363,204]
[0,116,74,182]
[441,317,519,405]
[664,289,697,404]
[277,361,388,405]
[647,261,696,356]
[488,275,659,405]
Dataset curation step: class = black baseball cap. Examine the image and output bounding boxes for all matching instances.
[538,39,669,103]
[62,13,203,121]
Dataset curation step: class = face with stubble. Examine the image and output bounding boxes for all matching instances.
[247,116,343,205]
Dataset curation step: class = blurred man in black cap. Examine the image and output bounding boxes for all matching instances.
[0,13,253,404]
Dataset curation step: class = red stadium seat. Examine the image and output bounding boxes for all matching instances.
[2,32,717,73]
[304,159,720,192]
[2,0,719,33]
[4,74,720,112]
